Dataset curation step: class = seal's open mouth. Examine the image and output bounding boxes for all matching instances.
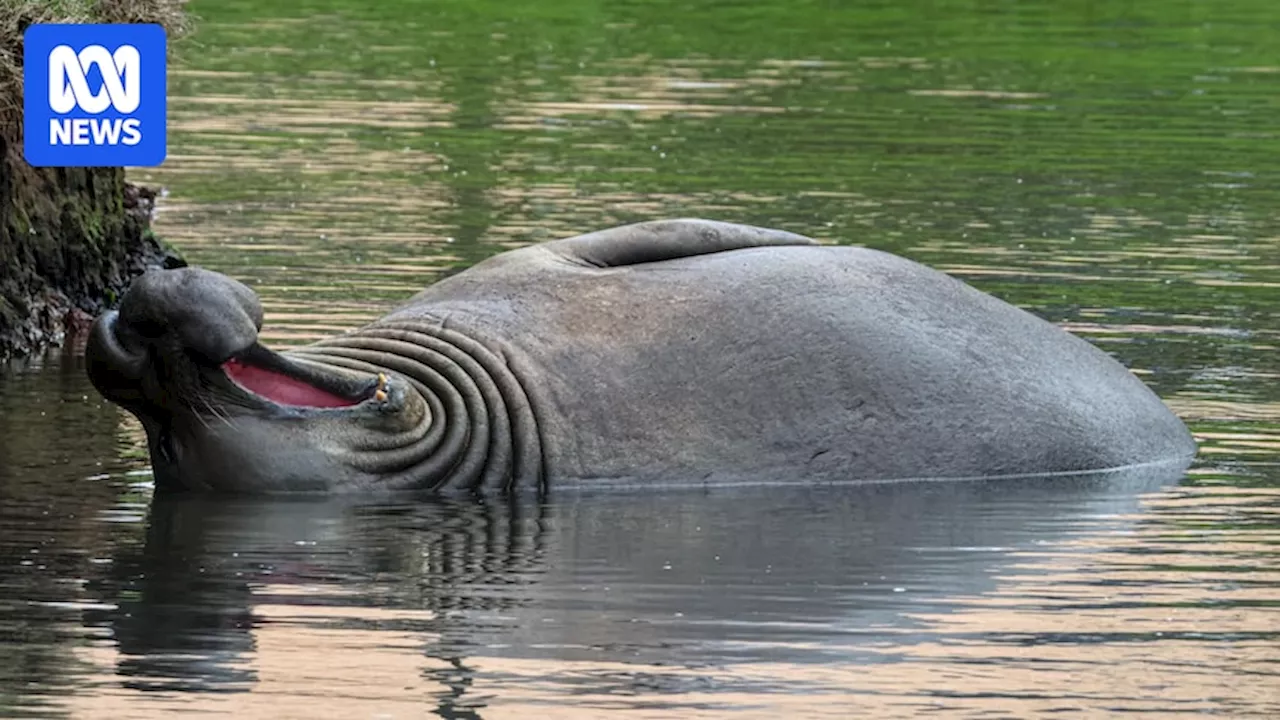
[223,357,357,408]
[221,344,375,409]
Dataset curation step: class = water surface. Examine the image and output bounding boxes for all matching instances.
[2,0,1279,716]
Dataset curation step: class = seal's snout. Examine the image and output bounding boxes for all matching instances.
[88,266,268,411]
[117,267,265,364]
[86,310,148,406]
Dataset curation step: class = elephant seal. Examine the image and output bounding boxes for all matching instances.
[86,219,1196,493]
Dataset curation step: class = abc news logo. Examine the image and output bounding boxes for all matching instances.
[23,24,166,167]
[47,44,143,146]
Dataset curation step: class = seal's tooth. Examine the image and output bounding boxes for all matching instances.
[375,389,388,403]
[377,373,388,390]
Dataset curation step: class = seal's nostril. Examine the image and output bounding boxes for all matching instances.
[87,310,151,395]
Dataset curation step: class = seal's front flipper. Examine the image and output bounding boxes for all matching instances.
[548,219,818,269]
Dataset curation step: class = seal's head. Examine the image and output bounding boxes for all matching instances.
[87,268,419,492]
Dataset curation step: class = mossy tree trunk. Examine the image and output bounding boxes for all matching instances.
[0,0,189,359]
[0,132,175,358]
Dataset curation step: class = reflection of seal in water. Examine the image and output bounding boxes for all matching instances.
[91,468,1180,699]
[86,219,1195,492]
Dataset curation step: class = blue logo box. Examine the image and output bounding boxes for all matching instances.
[23,24,167,167]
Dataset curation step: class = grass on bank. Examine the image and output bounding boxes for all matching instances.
[0,0,190,128]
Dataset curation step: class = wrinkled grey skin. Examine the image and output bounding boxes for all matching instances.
[87,219,1196,493]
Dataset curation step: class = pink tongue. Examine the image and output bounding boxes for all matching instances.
[222,358,358,408]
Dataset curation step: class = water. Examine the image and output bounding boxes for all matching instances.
[3,0,1279,715]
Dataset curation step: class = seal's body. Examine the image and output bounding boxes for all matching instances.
[87,220,1195,493]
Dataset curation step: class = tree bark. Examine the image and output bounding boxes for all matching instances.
[0,131,179,359]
